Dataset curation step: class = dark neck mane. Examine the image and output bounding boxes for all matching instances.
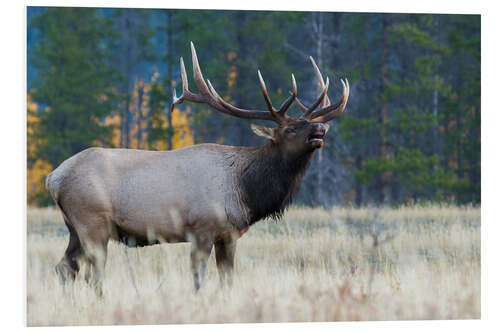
[239,143,314,225]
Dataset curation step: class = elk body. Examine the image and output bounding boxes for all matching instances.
[46,42,349,294]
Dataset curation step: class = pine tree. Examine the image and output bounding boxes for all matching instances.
[30,7,115,167]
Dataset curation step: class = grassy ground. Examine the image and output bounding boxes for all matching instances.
[26,205,480,326]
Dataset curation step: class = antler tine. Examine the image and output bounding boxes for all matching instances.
[295,76,329,118]
[257,70,280,121]
[309,56,330,108]
[293,55,350,123]
[173,42,307,123]
[206,79,224,104]
[311,78,350,123]
[323,92,331,108]
[190,41,214,97]
[277,74,297,116]
[171,57,185,110]
[171,56,205,112]
[172,57,186,103]
[206,77,276,121]
[257,70,273,111]
[171,42,276,121]
[308,78,347,119]
[303,76,329,119]
[295,57,331,118]
[295,98,309,114]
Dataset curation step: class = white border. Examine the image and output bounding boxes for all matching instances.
[22,0,482,14]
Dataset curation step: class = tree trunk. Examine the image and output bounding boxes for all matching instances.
[136,82,145,149]
[376,15,389,204]
[120,9,132,149]
[432,16,441,172]
[123,94,131,148]
[456,66,464,181]
[355,155,363,206]
[166,10,173,150]
[444,109,450,172]
[470,102,480,191]
[314,12,325,207]
[235,11,249,147]
[432,74,439,168]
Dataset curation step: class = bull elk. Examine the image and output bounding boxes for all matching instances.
[46,42,349,294]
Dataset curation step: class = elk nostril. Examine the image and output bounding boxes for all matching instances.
[313,123,324,132]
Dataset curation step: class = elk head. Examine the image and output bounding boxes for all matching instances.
[172,42,349,156]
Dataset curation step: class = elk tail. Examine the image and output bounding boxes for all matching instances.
[45,171,70,223]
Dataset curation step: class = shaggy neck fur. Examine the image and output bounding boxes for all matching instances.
[239,143,315,225]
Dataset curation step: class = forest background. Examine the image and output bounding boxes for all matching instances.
[26,7,480,207]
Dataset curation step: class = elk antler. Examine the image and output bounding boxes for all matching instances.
[172,42,297,123]
[295,57,349,123]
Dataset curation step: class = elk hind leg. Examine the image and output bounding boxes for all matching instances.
[76,219,110,297]
[55,220,83,284]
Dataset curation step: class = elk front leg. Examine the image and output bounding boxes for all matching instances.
[189,234,213,291]
[214,235,236,287]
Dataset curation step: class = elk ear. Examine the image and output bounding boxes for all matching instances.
[251,124,276,141]
[323,123,330,134]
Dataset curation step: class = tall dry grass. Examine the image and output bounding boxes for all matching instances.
[27,205,480,326]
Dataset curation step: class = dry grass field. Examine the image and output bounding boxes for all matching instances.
[27,205,480,326]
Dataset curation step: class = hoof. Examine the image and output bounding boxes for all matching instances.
[55,262,76,284]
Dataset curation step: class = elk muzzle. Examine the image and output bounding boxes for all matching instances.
[307,123,328,148]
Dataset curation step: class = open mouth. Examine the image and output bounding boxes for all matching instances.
[308,132,325,143]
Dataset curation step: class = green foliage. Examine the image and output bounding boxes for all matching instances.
[30,8,116,166]
[338,13,480,205]
[27,9,480,206]
[355,148,452,200]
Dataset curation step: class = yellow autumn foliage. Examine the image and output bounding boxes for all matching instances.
[102,77,194,151]
[27,93,53,204]
[27,159,52,204]
[27,93,40,158]
[28,75,195,205]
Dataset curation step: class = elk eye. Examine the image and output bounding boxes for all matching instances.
[284,128,295,134]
